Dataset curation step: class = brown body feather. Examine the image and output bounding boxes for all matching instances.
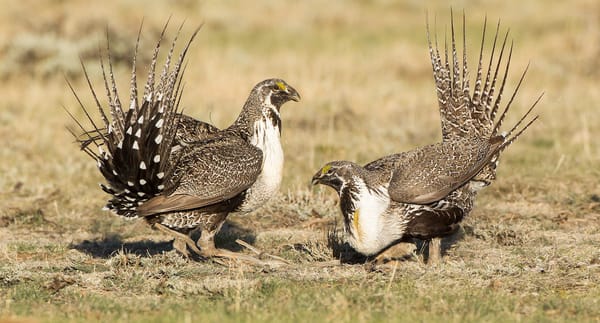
[312,12,540,257]
[67,21,300,258]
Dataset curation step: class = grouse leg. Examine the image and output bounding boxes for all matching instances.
[428,238,442,264]
[372,242,416,265]
[196,228,289,267]
[154,223,203,257]
[172,238,190,258]
[235,239,290,264]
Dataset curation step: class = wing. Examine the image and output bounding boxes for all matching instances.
[364,152,411,172]
[175,114,220,144]
[387,137,502,205]
[403,185,472,239]
[137,135,263,216]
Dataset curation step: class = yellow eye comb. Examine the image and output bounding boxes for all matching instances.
[275,81,287,91]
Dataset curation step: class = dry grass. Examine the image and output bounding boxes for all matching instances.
[1,0,599,322]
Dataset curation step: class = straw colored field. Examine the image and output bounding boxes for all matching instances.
[0,0,599,322]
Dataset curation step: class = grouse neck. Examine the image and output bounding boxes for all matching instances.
[232,103,285,214]
[340,174,401,256]
[228,99,282,140]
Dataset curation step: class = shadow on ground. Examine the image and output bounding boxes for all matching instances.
[413,228,465,262]
[71,221,257,258]
[71,235,173,258]
[213,221,257,252]
[327,227,369,264]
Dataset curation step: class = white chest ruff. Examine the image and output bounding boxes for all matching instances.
[237,118,284,213]
[346,180,393,255]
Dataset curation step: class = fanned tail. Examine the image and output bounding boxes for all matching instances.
[427,11,540,185]
[476,91,542,185]
[66,21,201,218]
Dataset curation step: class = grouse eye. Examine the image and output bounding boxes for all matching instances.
[321,165,334,176]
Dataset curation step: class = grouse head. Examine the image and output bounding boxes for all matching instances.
[312,161,363,193]
[234,78,300,131]
[251,78,300,109]
[265,78,300,105]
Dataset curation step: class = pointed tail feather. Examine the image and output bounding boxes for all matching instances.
[66,22,201,218]
[427,12,541,186]
[472,93,541,185]
[428,12,519,141]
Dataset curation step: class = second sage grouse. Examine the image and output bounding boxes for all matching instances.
[312,13,541,263]
[67,23,300,264]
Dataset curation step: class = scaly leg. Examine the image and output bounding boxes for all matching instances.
[373,241,416,265]
[154,223,202,257]
[196,228,289,267]
[428,238,442,265]
[369,242,416,272]
[172,238,190,258]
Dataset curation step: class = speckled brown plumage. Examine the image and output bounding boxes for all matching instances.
[312,12,541,260]
[67,22,300,261]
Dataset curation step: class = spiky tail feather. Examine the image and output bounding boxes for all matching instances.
[66,21,200,218]
[427,10,541,185]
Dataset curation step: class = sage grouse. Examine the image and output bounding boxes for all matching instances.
[312,14,541,263]
[67,24,300,264]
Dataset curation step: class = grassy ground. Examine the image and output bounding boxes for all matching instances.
[1,0,599,322]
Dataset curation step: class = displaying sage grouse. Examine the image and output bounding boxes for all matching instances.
[67,23,300,264]
[312,14,541,263]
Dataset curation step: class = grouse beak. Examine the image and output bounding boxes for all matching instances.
[311,171,324,185]
[286,85,301,102]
